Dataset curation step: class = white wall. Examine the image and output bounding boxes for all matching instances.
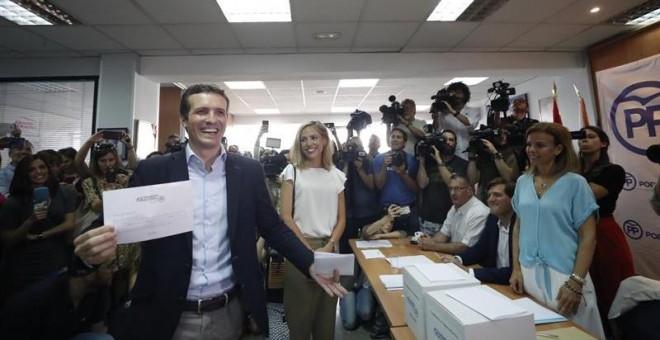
[96,54,139,131]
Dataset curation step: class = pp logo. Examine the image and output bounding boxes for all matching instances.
[623,220,643,240]
[623,172,636,191]
[609,80,660,156]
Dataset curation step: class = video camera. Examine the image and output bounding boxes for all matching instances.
[430,89,459,114]
[467,125,506,157]
[0,137,25,150]
[415,125,448,162]
[165,138,184,153]
[487,80,516,113]
[346,110,373,134]
[379,95,403,125]
[261,153,288,178]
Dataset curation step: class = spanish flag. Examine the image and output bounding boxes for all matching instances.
[574,84,590,127]
[552,82,563,125]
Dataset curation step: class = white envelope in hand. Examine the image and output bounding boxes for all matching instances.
[313,252,355,276]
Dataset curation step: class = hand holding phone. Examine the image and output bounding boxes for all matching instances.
[262,120,269,133]
[33,187,50,220]
[105,169,117,183]
[102,130,124,140]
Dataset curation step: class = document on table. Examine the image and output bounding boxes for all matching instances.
[355,240,392,248]
[103,181,194,244]
[380,274,403,290]
[535,326,597,340]
[445,286,528,320]
[514,297,567,324]
[314,252,355,276]
[361,249,386,259]
[386,255,434,268]
[414,263,467,282]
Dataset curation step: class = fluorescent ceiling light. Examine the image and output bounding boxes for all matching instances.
[216,0,291,23]
[0,0,51,25]
[444,77,489,86]
[338,79,379,88]
[254,108,280,115]
[314,32,342,40]
[224,81,266,90]
[427,0,474,21]
[626,8,660,25]
[172,82,187,90]
[331,107,355,113]
[590,7,600,14]
[416,104,431,112]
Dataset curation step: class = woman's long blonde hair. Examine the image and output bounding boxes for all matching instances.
[290,121,334,170]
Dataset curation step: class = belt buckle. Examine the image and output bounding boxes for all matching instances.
[197,299,203,314]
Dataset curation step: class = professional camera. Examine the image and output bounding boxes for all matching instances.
[0,137,25,149]
[261,153,288,178]
[379,95,403,125]
[341,144,368,163]
[415,125,448,161]
[467,125,506,156]
[165,138,184,153]
[487,80,516,113]
[570,130,587,140]
[347,110,373,134]
[391,151,405,168]
[430,89,459,114]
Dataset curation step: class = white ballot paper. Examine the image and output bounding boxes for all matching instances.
[103,181,194,244]
[355,240,392,248]
[380,274,404,290]
[362,249,386,259]
[314,252,355,276]
[445,286,528,320]
[386,255,434,268]
[414,263,467,282]
[513,297,567,324]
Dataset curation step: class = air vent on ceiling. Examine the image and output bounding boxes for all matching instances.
[607,0,660,25]
[458,0,509,22]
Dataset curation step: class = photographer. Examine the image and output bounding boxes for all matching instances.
[368,134,380,159]
[75,131,137,173]
[434,82,482,161]
[417,129,467,236]
[386,99,426,155]
[164,134,182,154]
[467,129,519,202]
[374,128,419,235]
[336,137,380,254]
[501,99,538,170]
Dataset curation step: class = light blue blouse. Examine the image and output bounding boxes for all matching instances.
[512,172,598,299]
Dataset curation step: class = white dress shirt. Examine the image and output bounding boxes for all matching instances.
[439,196,490,247]
[496,219,510,269]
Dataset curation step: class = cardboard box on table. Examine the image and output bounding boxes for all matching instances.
[425,285,535,340]
[403,263,481,339]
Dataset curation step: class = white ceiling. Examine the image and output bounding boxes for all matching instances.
[0,0,653,116]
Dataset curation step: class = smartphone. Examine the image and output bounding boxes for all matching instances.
[262,120,269,133]
[265,137,281,149]
[33,187,50,211]
[105,169,117,183]
[0,137,25,149]
[102,130,124,140]
[399,206,411,215]
[324,122,335,130]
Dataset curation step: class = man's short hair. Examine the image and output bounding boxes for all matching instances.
[485,177,515,198]
[179,84,230,119]
[447,82,471,103]
[441,129,457,140]
[450,173,472,188]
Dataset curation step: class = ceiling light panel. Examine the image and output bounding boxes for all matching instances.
[627,8,660,25]
[444,77,489,86]
[254,108,280,114]
[216,0,291,23]
[338,79,379,88]
[0,0,51,25]
[427,0,474,21]
[224,81,266,90]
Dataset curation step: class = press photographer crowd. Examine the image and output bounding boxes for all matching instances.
[0,82,659,340]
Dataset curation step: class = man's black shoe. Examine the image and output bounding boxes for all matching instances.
[370,329,389,339]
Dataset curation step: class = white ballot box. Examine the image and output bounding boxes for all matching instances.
[425,285,535,340]
[403,263,480,339]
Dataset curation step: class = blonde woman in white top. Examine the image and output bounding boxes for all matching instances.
[280,121,346,340]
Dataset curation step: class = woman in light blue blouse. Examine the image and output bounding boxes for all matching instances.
[509,123,604,338]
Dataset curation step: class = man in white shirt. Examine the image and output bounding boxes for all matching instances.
[439,178,516,284]
[387,99,427,155]
[418,174,488,254]
[434,82,482,160]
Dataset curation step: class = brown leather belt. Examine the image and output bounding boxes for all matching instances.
[182,286,240,314]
